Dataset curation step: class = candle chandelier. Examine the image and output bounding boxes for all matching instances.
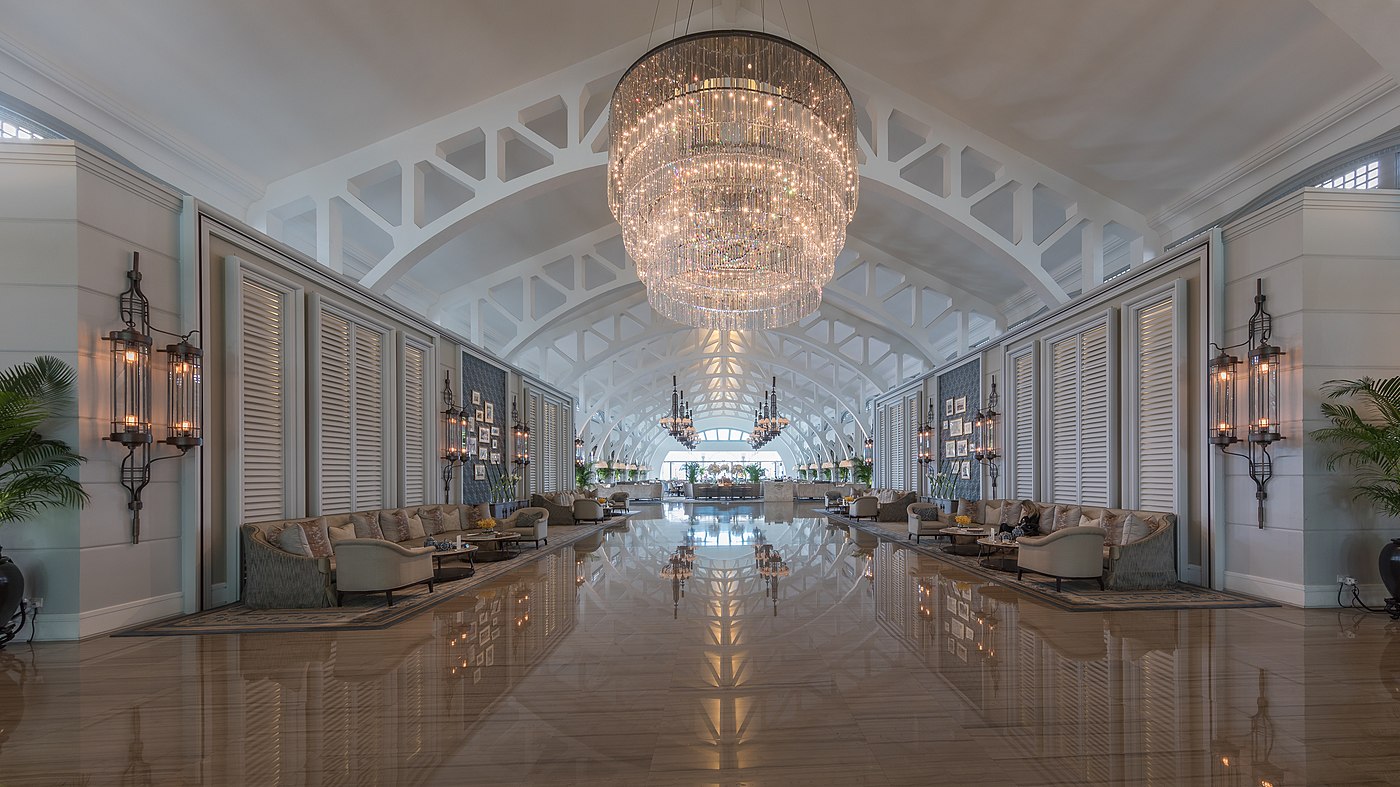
[659,375,699,448]
[747,376,789,448]
[609,27,858,330]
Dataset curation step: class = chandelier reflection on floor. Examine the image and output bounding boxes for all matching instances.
[609,30,859,330]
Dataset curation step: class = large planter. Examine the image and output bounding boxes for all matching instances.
[1381,538,1400,618]
[0,550,24,646]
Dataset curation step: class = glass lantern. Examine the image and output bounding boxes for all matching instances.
[163,339,203,449]
[1209,348,1239,446]
[108,326,153,446]
[442,392,462,464]
[1248,342,1284,445]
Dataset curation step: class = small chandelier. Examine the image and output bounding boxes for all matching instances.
[609,30,859,329]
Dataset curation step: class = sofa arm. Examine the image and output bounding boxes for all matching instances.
[1106,520,1178,589]
[1018,525,1107,547]
[334,539,434,594]
[240,526,334,609]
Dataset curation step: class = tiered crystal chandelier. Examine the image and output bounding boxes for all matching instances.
[609,30,859,330]
[747,375,788,448]
[659,375,700,448]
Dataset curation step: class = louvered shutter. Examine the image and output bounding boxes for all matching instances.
[891,399,906,490]
[525,391,541,494]
[401,341,429,506]
[237,274,294,521]
[352,328,386,509]
[1130,292,1179,511]
[317,311,354,514]
[542,399,560,492]
[1010,350,1035,499]
[1047,318,1113,506]
[907,394,921,492]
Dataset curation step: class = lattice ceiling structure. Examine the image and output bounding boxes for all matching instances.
[245,2,1165,469]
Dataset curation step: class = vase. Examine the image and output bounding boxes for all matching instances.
[1380,538,1400,618]
[0,549,24,643]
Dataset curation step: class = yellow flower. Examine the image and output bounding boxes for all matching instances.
[479,518,498,530]
[955,515,971,526]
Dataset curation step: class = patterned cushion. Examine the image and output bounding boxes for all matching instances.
[420,507,446,535]
[1101,511,1124,544]
[1051,505,1082,531]
[276,518,331,558]
[462,505,484,528]
[350,511,384,540]
[1119,512,1153,546]
[380,509,415,542]
[909,504,940,521]
[516,510,545,529]
[999,501,1023,527]
[326,521,356,544]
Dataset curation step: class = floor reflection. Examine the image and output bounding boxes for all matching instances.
[3,504,1400,785]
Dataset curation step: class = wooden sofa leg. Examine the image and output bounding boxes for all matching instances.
[385,590,394,607]
[1097,577,1105,591]
[1055,578,1062,592]
[1017,569,1024,581]
[428,580,435,593]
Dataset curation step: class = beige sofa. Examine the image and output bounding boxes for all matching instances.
[951,498,1177,590]
[531,491,586,524]
[241,503,548,608]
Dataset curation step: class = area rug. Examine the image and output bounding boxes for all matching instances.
[114,517,630,637]
[828,513,1276,612]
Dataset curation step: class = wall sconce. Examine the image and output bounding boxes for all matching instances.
[574,436,585,468]
[1210,278,1286,527]
[103,253,202,544]
[511,396,531,468]
[863,436,873,461]
[974,376,1000,498]
[441,372,466,501]
[917,393,935,467]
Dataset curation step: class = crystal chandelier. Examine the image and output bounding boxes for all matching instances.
[747,375,788,448]
[609,30,859,330]
[660,375,700,449]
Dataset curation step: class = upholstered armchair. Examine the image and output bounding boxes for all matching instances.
[848,495,879,520]
[530,493,577,524]
[1016,526,1107,591]
[608,491,630,511]
[502,506,549,547]
[572,498,605,523]
[824,489,845,510]
[907,502,945,542]
[333,539,435,607]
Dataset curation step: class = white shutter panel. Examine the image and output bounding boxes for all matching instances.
[1132,294,1178,510]
[1011,350,1035,499]
[401,342,428,506]
[1048,334,1081,502]
[543,399,560,492]
[526,391,540,494]
[907,394,921,492]
[238,275,293,521]
[1078,323,1111,506]
[318,311,354,514]
[353,328,386,509]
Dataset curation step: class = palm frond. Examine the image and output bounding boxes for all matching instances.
[0,356,88,527]
[1313,376,1400,518]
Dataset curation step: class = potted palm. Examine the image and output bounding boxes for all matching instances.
[854,458,873,488]
[1,356,89,646]
[574,462,596,493]
[1312,376,1400,616]
[682,461,701,498]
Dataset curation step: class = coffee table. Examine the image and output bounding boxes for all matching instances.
[941,526,993,556]
[976,537,1020,572]
[460,530,522,562]
[430,544,479,580]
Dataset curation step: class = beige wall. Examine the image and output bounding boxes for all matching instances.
[0,142,187,638]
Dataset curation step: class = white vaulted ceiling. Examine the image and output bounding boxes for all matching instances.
[3,0,1397,464]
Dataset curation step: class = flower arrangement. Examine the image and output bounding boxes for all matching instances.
[478,517,498,530]
[954,514,971,526]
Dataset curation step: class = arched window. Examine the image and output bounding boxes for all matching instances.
[0,106,59,141]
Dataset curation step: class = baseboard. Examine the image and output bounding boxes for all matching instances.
[1181,564,1202,585]
[1224,571,1390,609]
[28,591,186,641]
[210,582,233,607]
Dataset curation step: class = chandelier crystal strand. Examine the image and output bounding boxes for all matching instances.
[610,31,858,330]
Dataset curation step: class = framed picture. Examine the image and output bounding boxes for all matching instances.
[466,436,478,455]
[474,407,485,422]
[944,440,955,457]
[490,452,501,463]
[478,445,488,460]
[963,419,973,436]
[484,402,494,423]
[490,438,499,450]
[478,426,490,443]
[949,420,962,437]
[473,464,486,481]
[955,396,967,414]
[944,398,954,417]
[959,461,971,479]
[471,390,482,406]
[956,439,968,457]
[490,425,500,437]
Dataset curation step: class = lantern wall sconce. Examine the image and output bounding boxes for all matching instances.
[1209,278,1286,528]
[441,372,467,501]
[511,396,531,468]
[574,436,585,468]
[863,436,873,462]
[974,376,1001,498]
[103,253,203,544]
[917,394,935,467]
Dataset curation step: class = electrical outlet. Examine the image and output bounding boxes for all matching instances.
[1343,577,1358,588]
[1338,574,1348,584]
[29,596,43,609]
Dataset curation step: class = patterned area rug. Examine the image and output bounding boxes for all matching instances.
[115,518,629,636]
[827,513,1276,612]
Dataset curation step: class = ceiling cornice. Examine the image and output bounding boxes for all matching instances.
[0,28,265,214]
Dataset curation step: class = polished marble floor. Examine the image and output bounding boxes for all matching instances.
[4,503,1400,785]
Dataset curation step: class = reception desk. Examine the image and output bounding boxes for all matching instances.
[763,481,794,502]
[687,483,761,500]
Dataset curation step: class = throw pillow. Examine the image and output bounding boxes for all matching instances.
[380,509,414,542]
[350,511,384,540]
[516,510,545,530]
[1100,511,1125,544]
[985,502,1004,526]
[1052,505,1082,531]
[910,504,939,522]
[462,505,484,528]
[406,514,427,541]
[1078,511,1104,530]
[1119,512,1153,546]
[420,507,445,535]
[956,498,976,518]
[276,518,331,558]
[326,521,356,544]
[439,507,463,532]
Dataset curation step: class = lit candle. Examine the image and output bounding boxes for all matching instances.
[124,349,138,364]
[125,414,138,427]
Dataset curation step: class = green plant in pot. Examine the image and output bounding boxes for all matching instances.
[1312,376,1400,617]
[596,461,615,484]
[575,462,595,492]
[854,458,873,487]
[742,463,765,484]
[682,461,701,484]
[1,356,89,646]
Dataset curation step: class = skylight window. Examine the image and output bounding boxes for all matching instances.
[1315,159,1379,190]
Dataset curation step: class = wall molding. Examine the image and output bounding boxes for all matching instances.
[1224,570,1387,608]
[30,590,184,641]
